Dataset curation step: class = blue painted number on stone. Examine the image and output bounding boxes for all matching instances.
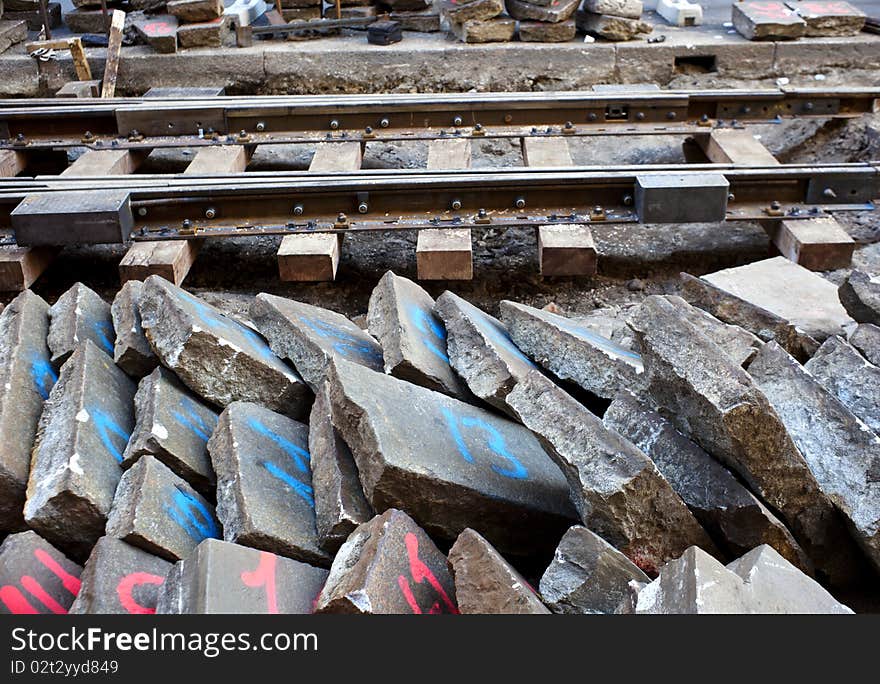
[441,407,528,480]
[298,315,382,365]
[247,417,315,508]
[91,407,131,463]
[30,354,57,400]
[407,304,449,363]
[166,485,219,542]
[171,396,216,442]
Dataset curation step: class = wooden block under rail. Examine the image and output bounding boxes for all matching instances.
[768,216,855,271]
[61,149,143,176]
[0,150,27,177]
[697,128,780,166]
[521,136,573,167]
[426,138,472,169]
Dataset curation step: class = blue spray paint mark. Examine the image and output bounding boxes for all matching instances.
[441,407,529,480]
[171,396,216,443]
[407,304,450,363]
[166,485,219,541]
[298,315,383,365]
[92,319,115,355]
[247,416,314,508]
[30,354,57,400]
[90,407,131,463]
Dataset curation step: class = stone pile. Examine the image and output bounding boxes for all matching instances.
[1,268,877,615]
[508,0,578,43]
[575,0,651,41]
[439,0,515,43]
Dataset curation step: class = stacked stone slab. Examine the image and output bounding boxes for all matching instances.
[439,0,514,43]
[576,0,651,41]
[379,0,441,31]
[167,0,229,48]
[280,0,322,23]
[510,0,578,42]
[64,0,126,36]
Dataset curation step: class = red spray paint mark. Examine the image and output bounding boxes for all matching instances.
[144,21,174,35]
[396,532,458,615]
[0,586,38,614]
[117,573,165,615]
[21,576,67,614]
[34,549,81,596]
[241,552,279,614]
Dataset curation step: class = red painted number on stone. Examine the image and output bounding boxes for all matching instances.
[396,533,459,615]
[747,2,792,20]
[800,1,851,14]
[144,21,174,36]
[117,572,165,615]
[241,552,279,614]
[0,550,81,614]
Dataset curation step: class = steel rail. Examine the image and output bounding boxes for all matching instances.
[1,87,877,150]
[1,163,876,245]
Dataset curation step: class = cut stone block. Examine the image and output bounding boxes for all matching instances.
[48,282,114,365]
[732,1,806,40]
[132,14,179,54]
[416,228,473,280]
[138,276,310,419]
[786,0,864,36]
[702,257,854,341]
[69,537,171,615]
[277,234,340,283]
[838,270,880,327]
[157,538,327,614]
[517,19,577,41]
[315,509,458,614]
[628,545,852,614]
[0,290,53,532]
[506,0,578,22]
[0,531,82,614]
[367,270,470,399]
[850,323,880,366]
[167,0,223,22]
[122,367,218,494]
[0,20,27,55]
[537,224,597,275]
[106,455,220,562]
[582,0,642,19]
[448,528,549,614]
[604,394,810,571]
[24,341,136,560]
[450,15,515,42]
[110,280,159,378]
[250,293,384,392]
[576,9,652,39]
[769,217,855,271]
[390,9,442,31]
[208,401,330,566]
[438,0,504,23]
[628,295,862,585]
[177,16,229,49]
[805,336,880,435]
[538,525,649,614]
[749,341,880,573]
[327,359,575,555]
[500,299,645,399]
[308,382,373,554]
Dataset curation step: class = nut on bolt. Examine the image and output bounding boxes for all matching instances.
[293,204,304,216]
[514,197,526,209]
[380,118,390,128]
[358,201,369,214]
[330,120,340,130]
[205,207,216,219]
[451,198,462,211]
[256,122,266,132]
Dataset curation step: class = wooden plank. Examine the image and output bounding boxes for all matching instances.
[521,136,573,167]
[309,141,363,172]
[0,150,27,177]
[119,240,201,286]
[184,145,249,175]
[768,216,855,271]
[61,149,142,176]
[0,246,58,291]
[416,228,473,280]
[68,37,92,82]
[522,136,596,276]
[426,138,472,169]
[100,10,125,98]
[697,129,780,166]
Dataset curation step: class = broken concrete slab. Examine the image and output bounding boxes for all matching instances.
[111,280,158,379]
[105,454,220,562]
[250,293,383,393]
[504,369,716,575]
[138,276,309,419]
[749,341,880,573]
[367,271,470,399]
[838,270,880,327]
[0,531,82,614]
[538,525,650,615]
[121,367,218,495]
[448,528,549,614]
[0,290,54,532]
[850,323,880,366]
[434,291,539,415]
[628,295,860,584]
[308,382,373,554]
[507,0,578,22]
[208,401,330,567]
[327,359,575,555]
[48,282,114,366]
[604,394,810,571]
[576,9,652,39]
[805,336,880,434]
[499,299,645,399]
[787,1,865,37]
[69,537,171,614]
[315,509,458,614]
[156,538,327,614]
[701,257,853,341]
[24,340,136,560]
[679,271,818,360]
